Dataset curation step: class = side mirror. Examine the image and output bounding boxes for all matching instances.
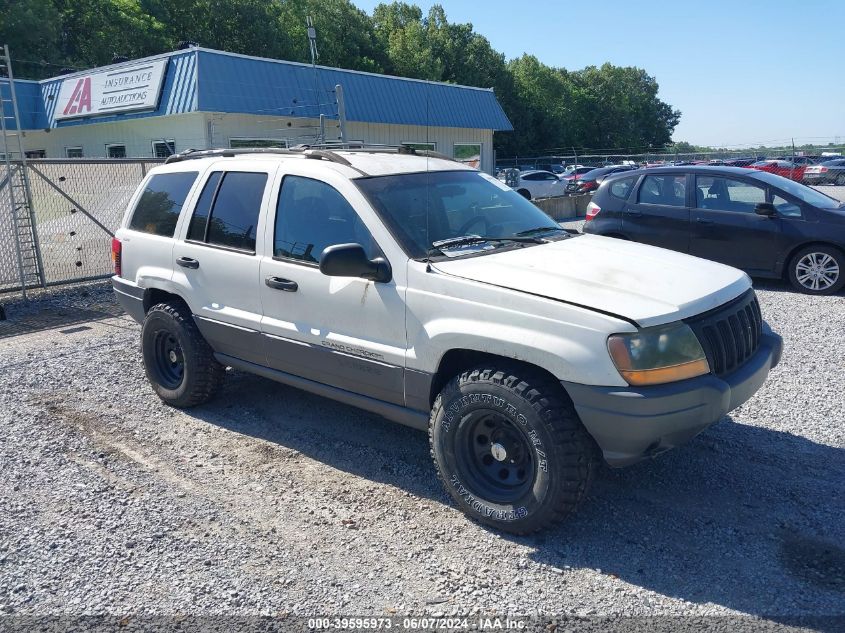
[755,202,776,217]
[319,243,392,283]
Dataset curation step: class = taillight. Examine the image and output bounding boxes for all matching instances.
[586,201,601,221]
[582,180,597,192]
[111,237,122,277]
[820,167,828,173]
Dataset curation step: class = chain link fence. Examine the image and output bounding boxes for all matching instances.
[496,147,845,179]
[0,158,162,294]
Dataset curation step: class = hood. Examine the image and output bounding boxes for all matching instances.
[432,234,751,327]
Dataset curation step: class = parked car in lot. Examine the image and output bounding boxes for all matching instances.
[722,157,759,167]
[111,146,782,533]
[803,159,845,186]
[584,166,845,294]
[513,169,567,199]
[565,165,637,194]
[747,159,805,182]
[787,155,820,166]
[560,165,594,182]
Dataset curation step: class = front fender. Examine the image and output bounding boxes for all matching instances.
[412,316,628,388]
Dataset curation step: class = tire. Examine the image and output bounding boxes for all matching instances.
[517,189,531,200]
[429,365,596,534]
[787,245,845,295]
[835,173,845,186]
[141,300,224,407]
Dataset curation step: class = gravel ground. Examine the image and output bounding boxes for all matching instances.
[0,275,843,629]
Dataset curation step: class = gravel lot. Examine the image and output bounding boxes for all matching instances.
[0,272,843,628]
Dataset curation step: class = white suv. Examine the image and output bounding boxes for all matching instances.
[112,146,782,533]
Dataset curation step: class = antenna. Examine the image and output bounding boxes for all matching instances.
[306,16,319,66]
[306,16,321,143]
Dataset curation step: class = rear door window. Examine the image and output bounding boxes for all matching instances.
[638,175,686,207]
[129,172,198,236]
[187,171,267,251]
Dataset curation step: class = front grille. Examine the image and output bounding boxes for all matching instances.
[684,289,763,377]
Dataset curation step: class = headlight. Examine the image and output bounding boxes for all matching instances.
[608,323,710,386]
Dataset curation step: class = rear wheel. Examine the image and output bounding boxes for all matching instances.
[141,300,224,407]
[835,173,845,186]
[787,245,845,295]
[517,189,531,200]
[429,365,596,534]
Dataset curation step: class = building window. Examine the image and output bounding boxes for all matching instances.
[454,143,481,168]
[229,138,288,149]
[402,142,436,152]
[25,150,46,159]
[106,144,126,158]
[66,147,84,158]
[152,140,176,158]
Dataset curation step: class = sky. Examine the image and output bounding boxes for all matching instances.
[352,0,845,148]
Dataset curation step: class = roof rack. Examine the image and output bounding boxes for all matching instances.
[294,142,457,163]
[164,143,459,170]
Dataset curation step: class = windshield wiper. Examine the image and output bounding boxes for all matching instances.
[515,226,568,237]
[430,234,545,251]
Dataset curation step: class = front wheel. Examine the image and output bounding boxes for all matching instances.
[141,300,225,407]
[787,245,845,295]
[429,366,596,534]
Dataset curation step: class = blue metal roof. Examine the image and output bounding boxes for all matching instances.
[2,80,43,130]
[195,49,513,131]
[11,47,512,132]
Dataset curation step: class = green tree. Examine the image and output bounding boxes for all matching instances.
[373,2,441,79]
[0,0,682,158]
[52,0,170,68]
[0,0,63,78]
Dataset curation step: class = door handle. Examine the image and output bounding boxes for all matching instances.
[696,218,714,225]
[627,210,643,218]
[265,276,298,292]
[176,257,199,269]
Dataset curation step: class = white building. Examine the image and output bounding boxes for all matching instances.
[9,47,513,173]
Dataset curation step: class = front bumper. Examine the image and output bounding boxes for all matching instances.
[562,328,783,467]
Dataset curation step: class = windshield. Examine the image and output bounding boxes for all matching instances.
[747,171,842,209]
[356,170,563,259]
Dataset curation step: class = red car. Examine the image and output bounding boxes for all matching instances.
[746,159,806,182]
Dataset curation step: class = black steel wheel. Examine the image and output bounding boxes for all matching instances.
[141,300,224,407]
[151,331,185,389]
[455,410,536,504]
[430,365,597,534]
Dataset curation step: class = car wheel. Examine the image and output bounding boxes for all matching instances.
[787,245,845,295]
[517,189,531,200]
[835,173,845,186]
[429,365,596,534]
[141,300,225,407]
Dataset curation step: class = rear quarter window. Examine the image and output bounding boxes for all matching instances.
[609,176,637,200]
[129,172,198,237]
